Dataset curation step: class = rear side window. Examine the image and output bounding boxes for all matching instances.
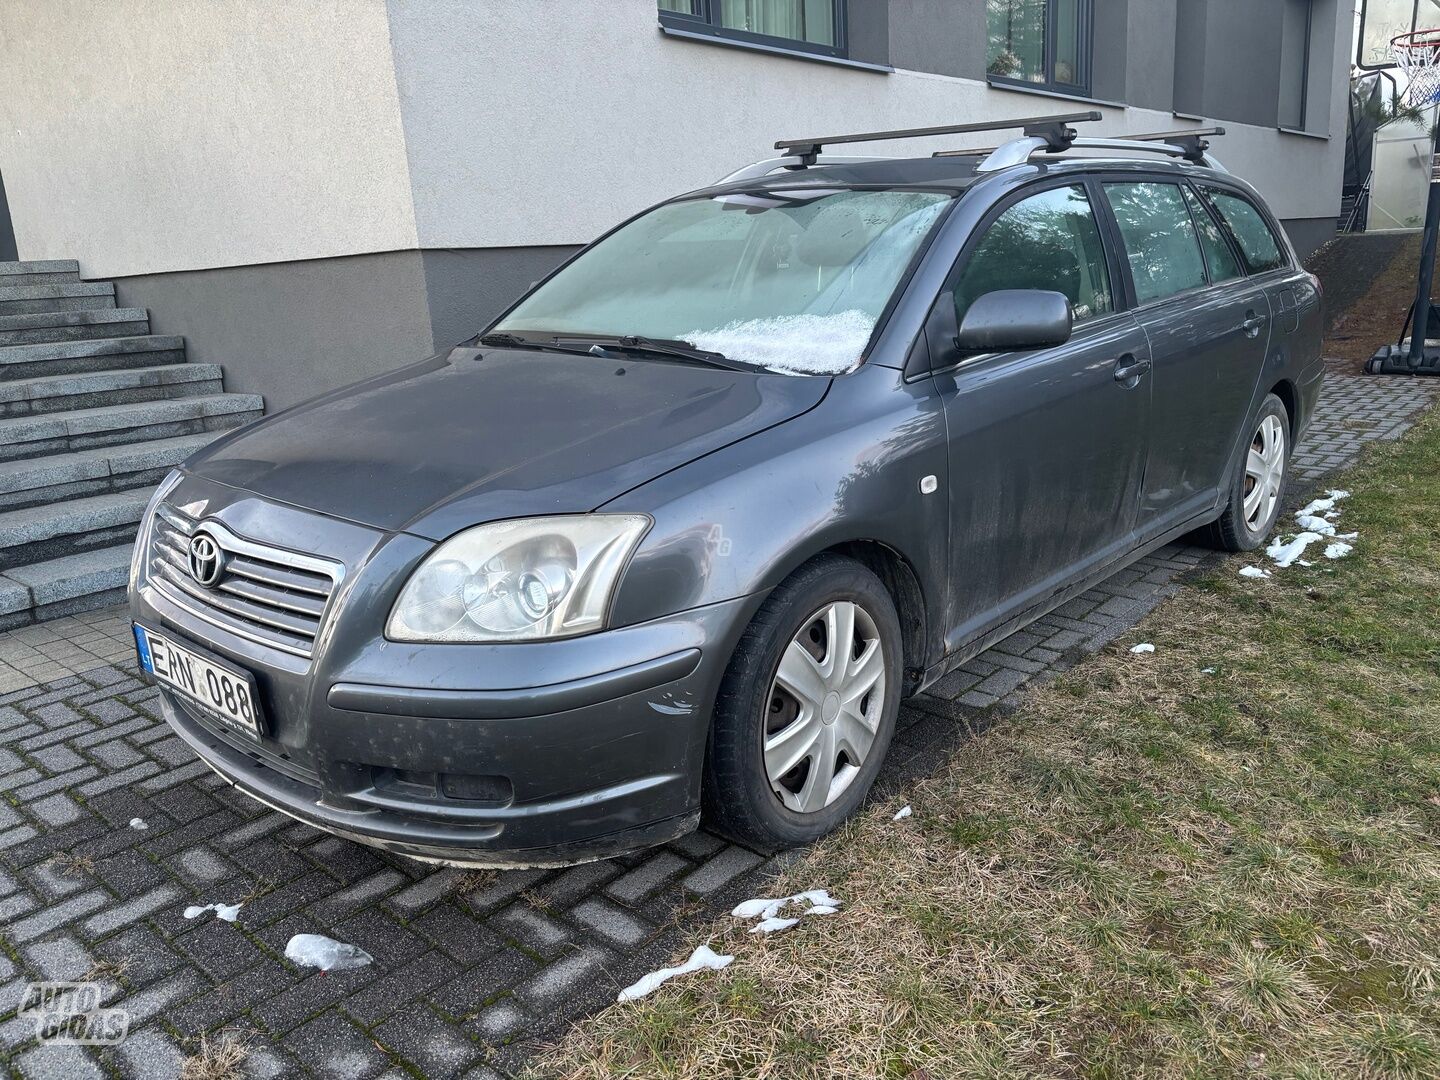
[1182,186,1242,284]
[952,185,1113,324]
[1103,182,1208,304]
[1202,189,1288,273]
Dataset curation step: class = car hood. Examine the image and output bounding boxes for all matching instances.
[185,347,830,539]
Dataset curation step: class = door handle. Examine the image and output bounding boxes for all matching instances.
[1113,355,1152,384]
[1241,312,1268,338]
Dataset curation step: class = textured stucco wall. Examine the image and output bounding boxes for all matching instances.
[0,0,417,277]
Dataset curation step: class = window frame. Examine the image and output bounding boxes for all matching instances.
[658,0,849,61]
[1098,178,1215,309]
[986,0,1095,99]
[1193,184,1294,277]
[919,174,1131,376]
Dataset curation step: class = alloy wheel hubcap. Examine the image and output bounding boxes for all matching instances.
[763,600,886,814]
[1243,414,1286,532]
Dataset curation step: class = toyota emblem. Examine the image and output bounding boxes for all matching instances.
[187,531,225,588]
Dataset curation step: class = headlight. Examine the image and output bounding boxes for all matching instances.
[386,515,650,643]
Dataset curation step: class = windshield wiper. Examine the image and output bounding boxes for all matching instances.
[477,332,598,356]
[570,335,751,372]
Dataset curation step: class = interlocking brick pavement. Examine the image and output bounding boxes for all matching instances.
[0,373,1433,1078]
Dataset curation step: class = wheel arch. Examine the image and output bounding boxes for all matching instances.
[1268,378,1299,440]
[787,538,931,697]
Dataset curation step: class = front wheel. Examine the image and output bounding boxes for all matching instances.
[702,555,902,852]
[1205,393,1291,551]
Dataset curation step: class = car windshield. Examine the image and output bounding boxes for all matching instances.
[494,188,953,375]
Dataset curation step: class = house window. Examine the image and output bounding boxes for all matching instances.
[986,0,1092,96]
[1278,0,1313,130]
[659,1,846,57]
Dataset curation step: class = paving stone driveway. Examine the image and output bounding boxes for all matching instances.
[0,373,1434,1079]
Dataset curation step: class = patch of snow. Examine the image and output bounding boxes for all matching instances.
[284,933,373,972]
[731,889,842,922]
[1298,490,1350,517]
[1295,513,1339,536]
[749,916,800,935]
[617,944,733,1002]
[893,805,913,821]
[1325,541,1353,560]
[128,818,148,830]
[1130,643,1155,654]
[1238,566,1270,579]
[1266,531,1325,569]
[1201,667,1217,674]
[184,902,242,923]
[684,310,875,376]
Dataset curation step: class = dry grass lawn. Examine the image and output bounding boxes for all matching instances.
[534,408,1440,1079]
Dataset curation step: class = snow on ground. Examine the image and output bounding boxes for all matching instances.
[284,933,374,972]
[617,944,733,1002]
[732,889,842,923]
[685,310,875,375]
[893,805,913,821]
[1263,490,1358,573]
[128,818,148,830]
[1130,643,1155,654]
[184,902,242,923]
[1239,566,1271,579]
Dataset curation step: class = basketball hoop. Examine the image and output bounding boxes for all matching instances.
[1392,28,1440,106]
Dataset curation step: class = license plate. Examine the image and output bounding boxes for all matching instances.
[134,623,263,739]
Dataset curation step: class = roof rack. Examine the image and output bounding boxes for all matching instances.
[937,126,1228,173]
[772,111,1102,168]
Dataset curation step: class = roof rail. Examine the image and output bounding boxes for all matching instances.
[773,111,1103,167]
[939,126,1228,173]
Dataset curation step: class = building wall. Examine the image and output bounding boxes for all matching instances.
[0,0,1354,409]
[0,0,417,277]
[0,170,16,263]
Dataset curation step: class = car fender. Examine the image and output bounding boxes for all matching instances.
[602,363,951,671]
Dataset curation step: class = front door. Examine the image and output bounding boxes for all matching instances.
[929,181,1153,653]
[1100,179,1273,529]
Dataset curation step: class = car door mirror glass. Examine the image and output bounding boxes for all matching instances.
[953,289,1073,354]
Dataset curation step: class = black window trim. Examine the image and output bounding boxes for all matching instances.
[658,0,848,61]
[1097,175,1218,312]
[1178,181,1244,288]
[915,174,1130,379]
[987,0,1095,99]
[1192,182,1294,277]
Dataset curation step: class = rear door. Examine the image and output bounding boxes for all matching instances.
[929,179,1153,652]
[1099,177,1272,532]
[1199,183,1323,373]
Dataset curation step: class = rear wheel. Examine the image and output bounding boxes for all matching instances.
[703,555,901,852]
[1205,393,1290,551]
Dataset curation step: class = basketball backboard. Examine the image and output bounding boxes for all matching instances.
[1359,0,1440,70]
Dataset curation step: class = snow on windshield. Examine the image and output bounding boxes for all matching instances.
[685,309,877,376]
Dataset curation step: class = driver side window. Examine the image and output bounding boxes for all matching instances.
[952,185,1113,326]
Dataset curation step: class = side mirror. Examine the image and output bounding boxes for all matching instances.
[953,289,1073,353]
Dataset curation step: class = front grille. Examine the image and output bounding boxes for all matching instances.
[147,504,342,660]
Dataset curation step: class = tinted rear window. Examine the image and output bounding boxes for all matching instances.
[1202,189,1288,273]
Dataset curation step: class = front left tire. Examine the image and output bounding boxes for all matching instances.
[702,554,902,853]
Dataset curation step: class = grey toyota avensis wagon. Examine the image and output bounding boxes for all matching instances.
[129,113,1322,866]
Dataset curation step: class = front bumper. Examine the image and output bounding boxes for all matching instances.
[131,474,757,867]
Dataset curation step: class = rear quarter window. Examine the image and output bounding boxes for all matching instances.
[1201,189,1288,274]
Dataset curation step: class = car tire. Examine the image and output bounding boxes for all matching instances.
[1205,393,1291,552]
[702,554,902,853]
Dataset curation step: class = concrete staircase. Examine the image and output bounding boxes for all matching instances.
[0,260,263,629]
